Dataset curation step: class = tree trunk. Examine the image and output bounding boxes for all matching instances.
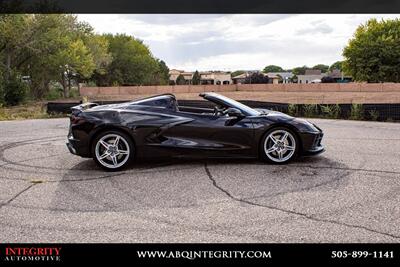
[68,75,72,96]
[61,71,68,98]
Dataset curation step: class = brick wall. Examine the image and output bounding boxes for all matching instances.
[79,83,400,104]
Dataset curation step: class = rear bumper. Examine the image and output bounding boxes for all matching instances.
[66,134,91,158]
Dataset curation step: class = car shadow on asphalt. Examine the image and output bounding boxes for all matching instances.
[67,154,333,171]
[46,155,352,213]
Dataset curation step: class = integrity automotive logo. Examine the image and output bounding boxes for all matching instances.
[2,247,62,262]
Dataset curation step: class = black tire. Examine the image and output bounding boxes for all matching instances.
[91,130,135,171]
[260,127,299,164]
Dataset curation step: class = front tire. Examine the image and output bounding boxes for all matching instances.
[92,130,134,171]
[260,127,298,164]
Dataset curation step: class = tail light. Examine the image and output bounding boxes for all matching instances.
[70,114,86,125]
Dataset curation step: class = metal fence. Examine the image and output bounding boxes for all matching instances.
[47,100,400,121]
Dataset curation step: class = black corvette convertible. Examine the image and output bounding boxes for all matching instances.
[67,92,324,170]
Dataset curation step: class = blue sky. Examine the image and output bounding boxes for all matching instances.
[78,14,400,71]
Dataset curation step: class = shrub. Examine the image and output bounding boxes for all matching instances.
[350,103,363,120]
[45,87,63,100]
[321,76,335,83]
[69,89,80,98]
[368,109,379,121]
[303,104,318,118]
[287,104,298,116]
[320,104,341,119]
[4,74,28,106]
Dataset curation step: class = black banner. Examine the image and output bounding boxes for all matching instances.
[0,243,399,265]
[1,0,400,13]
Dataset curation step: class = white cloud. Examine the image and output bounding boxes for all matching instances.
[78,14,400,71]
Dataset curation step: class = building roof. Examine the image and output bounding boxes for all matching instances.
[305,69,322,75]
[232,73,247,79]
[266,72,293,79]
[169,69,184,74]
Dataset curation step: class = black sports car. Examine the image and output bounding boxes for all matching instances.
[67,92,324,170]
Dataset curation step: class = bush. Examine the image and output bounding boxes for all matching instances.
[45,87,63,100]
[4,75,28,106]
[321,76,335,83]
[320,104,340,119]
[303,104,318,118]
[368,109,379,121]
[68,89,80,98]
[287,104,298,116]
[350,103,363,120]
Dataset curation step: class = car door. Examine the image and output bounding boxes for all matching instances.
[162,111,256,158]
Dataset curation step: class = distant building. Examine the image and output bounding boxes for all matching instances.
[232,71,294,84]
[297,69,326,84]
[231,73,248,84]
[169,70,232,85]
[324,69,352,83]
[169,69,184,82]
[265,72,294,84]
[200,71,232,85]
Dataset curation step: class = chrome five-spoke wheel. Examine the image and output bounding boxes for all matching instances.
[94,133,132,170]
[263,129,296,163]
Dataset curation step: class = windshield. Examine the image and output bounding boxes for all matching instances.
[208,93,261,116]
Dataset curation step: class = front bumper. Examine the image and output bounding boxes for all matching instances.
[299,131,325,156]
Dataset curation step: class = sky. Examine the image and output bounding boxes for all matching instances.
[78,14,400,72]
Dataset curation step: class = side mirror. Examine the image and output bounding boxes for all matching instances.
[225,107,244,117]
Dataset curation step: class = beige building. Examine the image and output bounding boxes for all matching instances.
[297,69,326,84]
[169,69,232,85]
[232,71,293,84]
[200,71,231,85]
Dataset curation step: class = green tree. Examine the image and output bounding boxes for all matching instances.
[94,34,160,86]
[0,14,111,98]
[263,65,284,73]
[244,73,269,84]
[153,59,169,85]
[192,70,201,85]
[292,66,309,75]
[312,64,329,73]
[176,74,186,85]
[329,61,343,71]
[54,39,96,97]
[231,70,244,77]
[0,14,33,78]
[3,72,27,106]
[343,18,400,82]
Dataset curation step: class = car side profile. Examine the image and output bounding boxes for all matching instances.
[67,93,324,171]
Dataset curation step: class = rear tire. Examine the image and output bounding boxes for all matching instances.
[92,130,134,171]
[260,127,299,164]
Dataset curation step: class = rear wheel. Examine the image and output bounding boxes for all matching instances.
[92,130,134,171]
[261,127,298,164]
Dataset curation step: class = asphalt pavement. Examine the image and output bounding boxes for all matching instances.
[0,118,399,242]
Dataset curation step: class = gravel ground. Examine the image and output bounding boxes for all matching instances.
[0,118,399,242]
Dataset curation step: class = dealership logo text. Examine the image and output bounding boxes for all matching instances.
[3,247,61,262]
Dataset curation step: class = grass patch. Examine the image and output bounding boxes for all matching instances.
[0,102,65,121]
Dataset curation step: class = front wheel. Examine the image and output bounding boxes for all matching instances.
[261,127,298,164]
[92,131,134,171]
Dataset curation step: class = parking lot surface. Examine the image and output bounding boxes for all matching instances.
[0,118,399,242]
